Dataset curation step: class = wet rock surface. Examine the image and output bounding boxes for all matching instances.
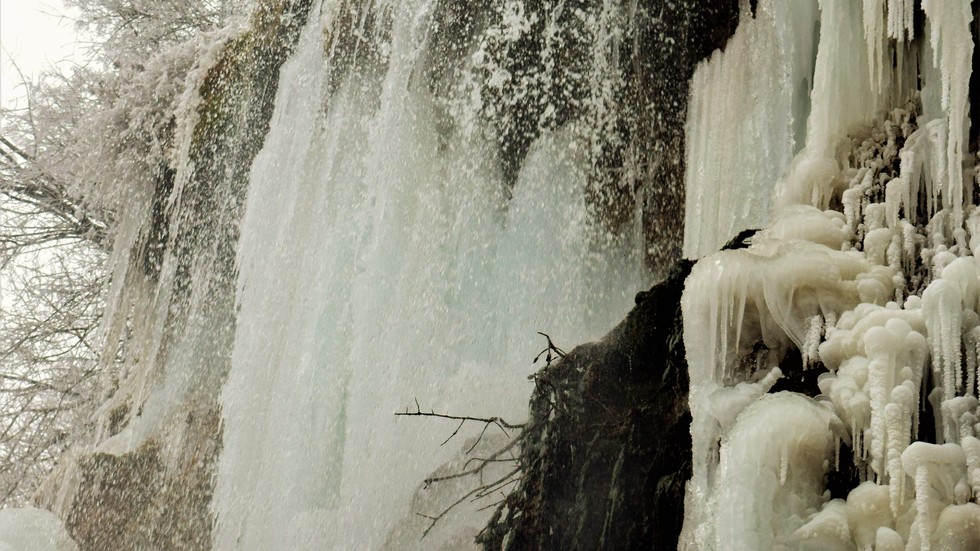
[480,261,692,550]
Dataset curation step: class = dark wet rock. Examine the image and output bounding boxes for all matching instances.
[480,261,692,550]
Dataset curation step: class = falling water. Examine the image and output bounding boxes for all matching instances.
[213,2,648,548]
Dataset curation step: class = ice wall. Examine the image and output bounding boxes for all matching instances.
[213,2,648,549]
[683,0,820,258]
[681,1,979,549]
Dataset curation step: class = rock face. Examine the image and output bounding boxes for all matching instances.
[34,2,314,549]
[420,0,743,278]
[480,261,693,550]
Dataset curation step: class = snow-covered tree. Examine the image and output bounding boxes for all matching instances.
[0,0,238,505]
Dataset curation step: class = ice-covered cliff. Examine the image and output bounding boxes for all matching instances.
[680,1,980,549]
[31,0,737,549]
[24,0,980,550]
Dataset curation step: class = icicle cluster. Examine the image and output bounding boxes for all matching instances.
[681,0,979,549]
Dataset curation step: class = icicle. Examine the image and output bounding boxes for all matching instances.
[903,442,969,551]
[866,325,901,478]
[941,396,979,445]
[863,0,886,93]
[825,310,839,333]
[921,0,974,229]
[963,436,980,498]
[836,434,842,470]
[887,0,916,41]
[914,463,934,549]
[923,279,963,403]
[964,313,980,396]
[887,382,916,514]
[780,448,789,486]
[803,315,823,365]
[901,219,918,270]
[974,327,980,396]
[961,412,977,440]
[844,169,873,234]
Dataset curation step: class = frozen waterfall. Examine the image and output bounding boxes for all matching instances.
[24,0,980,549]
[681,0,980,549]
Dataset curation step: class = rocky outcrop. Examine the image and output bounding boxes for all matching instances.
[65,411,218,550]
[479,261,693,550]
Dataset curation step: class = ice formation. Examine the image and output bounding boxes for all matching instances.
[681,0,980,549]
[683,0,820,258]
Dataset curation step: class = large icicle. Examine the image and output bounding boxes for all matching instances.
[920,0,974,229]
[775,0,881,211]
[683,0,820,258]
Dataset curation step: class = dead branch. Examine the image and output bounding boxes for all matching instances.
[417,466,522,540]
[399,333,569,541]
[533,331,568,365]
[396,397,525,435]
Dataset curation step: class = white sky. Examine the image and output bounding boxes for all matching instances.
[0,0,80,113]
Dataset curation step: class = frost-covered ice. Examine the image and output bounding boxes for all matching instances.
[681,0,980,549]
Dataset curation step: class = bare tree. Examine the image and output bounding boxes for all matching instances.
[0,0,235,505]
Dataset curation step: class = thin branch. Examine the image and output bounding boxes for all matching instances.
[417,467,522,540]
[533,331,568,365]
[395,397,525,431]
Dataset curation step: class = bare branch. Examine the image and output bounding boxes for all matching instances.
[533,331,568,365]
[395,398,525,432]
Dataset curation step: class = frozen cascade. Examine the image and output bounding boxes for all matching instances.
[213,2,647,549]
[683,0,820,258]
[26,0,980,548]
[681,0,980,550]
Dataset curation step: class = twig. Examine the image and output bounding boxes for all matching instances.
[422,420,541,487]
[400,332,570,541]
[417,466,522,540]
[396,397,525,433]
[533,331,568,365]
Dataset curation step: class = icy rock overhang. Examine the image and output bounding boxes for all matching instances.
[679,0,980,549]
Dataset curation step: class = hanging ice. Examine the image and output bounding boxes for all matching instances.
[683,0,820,258]
[681,0,980,549]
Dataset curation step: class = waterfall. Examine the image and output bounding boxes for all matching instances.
[212,2,648,548]
[26,0,980,549]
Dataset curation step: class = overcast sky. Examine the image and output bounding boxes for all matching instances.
[0,0,80,112]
